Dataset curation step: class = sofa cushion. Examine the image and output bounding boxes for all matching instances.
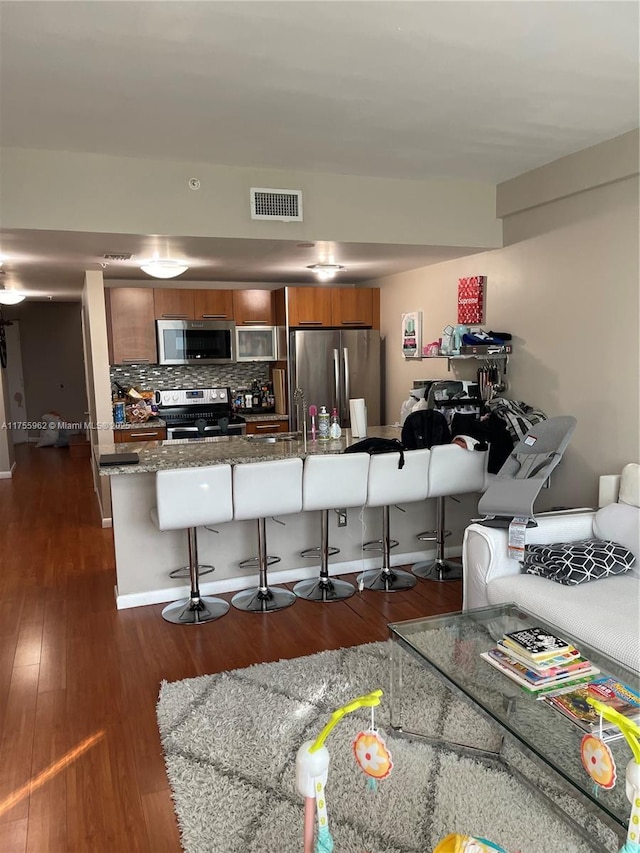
[593,502,640,576]
[487,574,640,670]
[523,539,635,585]
[619,462,640,508]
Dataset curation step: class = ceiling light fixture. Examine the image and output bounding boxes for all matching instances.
[139,258,189,279]
[307,263,346,282]
[0,285,26,305]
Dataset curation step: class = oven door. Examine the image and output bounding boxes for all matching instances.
[166,423,246,440]
[157,320,235,365]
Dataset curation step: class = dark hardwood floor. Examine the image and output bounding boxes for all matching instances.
[0,444,462,852]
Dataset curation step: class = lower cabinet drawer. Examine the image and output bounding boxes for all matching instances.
[114,427,167,443]
[245,419,289,434]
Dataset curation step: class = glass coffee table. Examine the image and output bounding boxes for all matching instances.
[388,603,639,848]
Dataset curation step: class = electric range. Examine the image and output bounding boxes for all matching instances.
[155,387,246,440]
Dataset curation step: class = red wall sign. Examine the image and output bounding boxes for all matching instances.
[457,276,485,324]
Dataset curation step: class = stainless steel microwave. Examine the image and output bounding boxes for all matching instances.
[156,320,235,365]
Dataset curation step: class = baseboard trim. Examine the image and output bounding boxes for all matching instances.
[0,461,17,479]
[114,546,462,610]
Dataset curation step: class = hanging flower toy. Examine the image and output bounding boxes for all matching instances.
[584,697,640,853]
[295,689,391,853]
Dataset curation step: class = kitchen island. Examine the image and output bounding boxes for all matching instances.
[101,428,477,609]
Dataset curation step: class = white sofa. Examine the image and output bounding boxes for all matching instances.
[462,463,640,671]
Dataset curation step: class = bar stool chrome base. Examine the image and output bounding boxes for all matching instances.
[169,563,214,579]
[412,558,462,581]
[293,576,355,602]
[357,567,417,592]
[231,586,296,613]
[162,595,229,624]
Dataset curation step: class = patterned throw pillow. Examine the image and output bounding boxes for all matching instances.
[523,539,636,585]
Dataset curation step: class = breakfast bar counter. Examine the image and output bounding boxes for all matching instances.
[98,427,401,476]
[104,427,479,611]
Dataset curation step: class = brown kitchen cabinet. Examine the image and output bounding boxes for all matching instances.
[330,288,377,328]
[286,287,332,327]
[114,424,167,443]
[245,418,289,434]
[194,289,234,320]
[105,287,157,365]
[153,288,195,320]
[233,289,274,325]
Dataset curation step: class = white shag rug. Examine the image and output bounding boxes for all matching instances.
[157,642,619,853]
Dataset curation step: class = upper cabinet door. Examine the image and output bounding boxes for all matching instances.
[153,289,195,319]
[330,288,376,328]
[106,288,157,364]
[287,287,332,327]
[233,289,274,325]
[194,290,234,320]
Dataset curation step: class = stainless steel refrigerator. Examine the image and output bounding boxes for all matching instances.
[288,329,381,431]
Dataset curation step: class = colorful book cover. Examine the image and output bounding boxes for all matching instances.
[545,677,640,731]
[487,648,596,686]
[480,652,597,695]
[457,276,485,324]
[496,642,589,676]
[503,627,574,659]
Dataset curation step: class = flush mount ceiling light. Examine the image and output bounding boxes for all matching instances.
[0,285,26,305]
[139,258,189,279]
[307,263,346,282]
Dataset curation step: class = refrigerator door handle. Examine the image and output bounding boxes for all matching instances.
[333,348,340,413]
[343,346,350,421]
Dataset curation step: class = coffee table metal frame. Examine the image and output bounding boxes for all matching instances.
[388,603,638,851]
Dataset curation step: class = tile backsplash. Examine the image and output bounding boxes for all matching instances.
[110,363,270,392]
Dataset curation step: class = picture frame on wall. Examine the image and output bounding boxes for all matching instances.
[402,311,422,359]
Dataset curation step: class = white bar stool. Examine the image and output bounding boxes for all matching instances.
[151,465,233,625]
[231,458,303,613]
[413,445,487,581]
[358,448,430,592]
[294,453,370,602]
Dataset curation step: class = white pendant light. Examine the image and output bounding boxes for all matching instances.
[139,258,189,279]
[307,263,346,282]
[0,286,26,305]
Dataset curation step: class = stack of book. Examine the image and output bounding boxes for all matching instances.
[481,626,600,696]
[543,677,640,740]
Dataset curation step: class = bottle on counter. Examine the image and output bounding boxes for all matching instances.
[318,405,330,441]
[329,407,342,439]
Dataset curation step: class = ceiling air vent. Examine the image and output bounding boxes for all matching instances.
[250,188,303,222]
[103,252,133,261]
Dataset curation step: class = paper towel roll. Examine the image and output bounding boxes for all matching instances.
[349,398,367,438]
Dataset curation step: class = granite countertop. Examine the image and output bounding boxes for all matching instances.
[98,426,401,476]
[113,418,167,430]
[242,413,289,423]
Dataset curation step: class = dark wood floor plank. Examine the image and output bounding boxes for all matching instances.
[0,444,463,852]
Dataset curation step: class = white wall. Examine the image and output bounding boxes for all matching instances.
[376,172,639,509]
[81,270,114,523]
[0,147,503,249]
[0,366,16,476]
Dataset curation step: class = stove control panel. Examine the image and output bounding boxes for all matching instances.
[156,387,229,406]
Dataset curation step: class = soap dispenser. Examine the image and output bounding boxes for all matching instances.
[318,406,330,441]
[329,408,342,439]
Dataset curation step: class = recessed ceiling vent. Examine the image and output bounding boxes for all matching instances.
[103,252,133,261]
[250,188,303,222]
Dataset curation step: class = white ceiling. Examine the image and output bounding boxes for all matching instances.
[1,1,638,183]
[0,1,637,299]
[0,228,485,298]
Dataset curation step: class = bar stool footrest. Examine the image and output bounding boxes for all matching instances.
[362,539,399,553]
[416,530,451,542]
[300,545,340,558]
[239,555,281,569]
[169,563,215,580]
